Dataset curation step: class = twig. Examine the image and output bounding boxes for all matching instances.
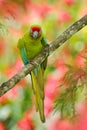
[0,15,87,96]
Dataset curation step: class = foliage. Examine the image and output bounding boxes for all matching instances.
[54,64,87,118]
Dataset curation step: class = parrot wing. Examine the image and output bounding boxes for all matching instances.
[41,37,48,70]
[17,38,24,50]
[20,47,39,111]
[18,38,29,65]
[21,48,29,65]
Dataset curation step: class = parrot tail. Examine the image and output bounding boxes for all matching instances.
[31,65,45,123]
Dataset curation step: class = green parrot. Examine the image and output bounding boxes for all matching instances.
[17,25,48,122]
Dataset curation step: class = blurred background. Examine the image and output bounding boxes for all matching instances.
[0,0,87,130]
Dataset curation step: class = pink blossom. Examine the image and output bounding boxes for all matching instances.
[0,122,6,130]
[6,85,19,99]
[2,58,25,100]
[0,84,19,101]
[37,3,52,19]
[58,11,71,23]
[74,103,87,130]
[0,94,8,104]
[44,61,67,116]
[1,1,20,19]
[75,55,85,67]
[24,2,52,21]
[44,73,59,116]
[48,103,87,130]
[64,0,74,6]
[45,74,59,99]
[54,59,67,77]
[4,58,23,78]
[49,118,73,130]
[75,47,87,67]
[0,39,5,56]
[17,113,34,130]
[44,96,53,116]
[14,58,23,71]
[0,0,4,7]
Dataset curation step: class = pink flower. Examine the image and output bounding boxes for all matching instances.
[24,2,52,21]
[75,48,87,68]
[49,118,73,130]
[17,113,34,130]
[0,39,5,56]
[0,122,6,130]
[0,0,4,7]
[44,73,59,116]
[2,58,23,100]
[75,55,85,67]
[74,103,87,130]
[1,1,19,19]
[0,84,19,101]
[44,61,67,116]
[48,103,87,130]
[38,3,52,19]
[14,58,23,71]
[44,96,53,116]
[45,73,59,99]
[54,59,67,77]
[4,58,23,78]
[75,118,87,130]
[64,0,74,6]
[58,11,71,23]
[0,95,8,104]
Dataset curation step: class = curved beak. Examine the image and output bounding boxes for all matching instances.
[33,31,39,39]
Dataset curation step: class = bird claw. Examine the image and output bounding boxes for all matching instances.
[42,44,49,56]
[29,60,34,65]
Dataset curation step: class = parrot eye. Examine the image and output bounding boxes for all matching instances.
[30,26,42,39]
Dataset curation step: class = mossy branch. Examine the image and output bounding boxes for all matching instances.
[0,15,87,96]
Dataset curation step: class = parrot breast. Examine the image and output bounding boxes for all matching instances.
[24,39,43,60]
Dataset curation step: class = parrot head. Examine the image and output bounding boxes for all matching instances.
[30,25,42,40]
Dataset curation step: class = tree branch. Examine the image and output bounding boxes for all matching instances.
[0,15,87,96]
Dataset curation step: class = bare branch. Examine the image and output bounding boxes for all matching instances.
[0,15,87,96]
